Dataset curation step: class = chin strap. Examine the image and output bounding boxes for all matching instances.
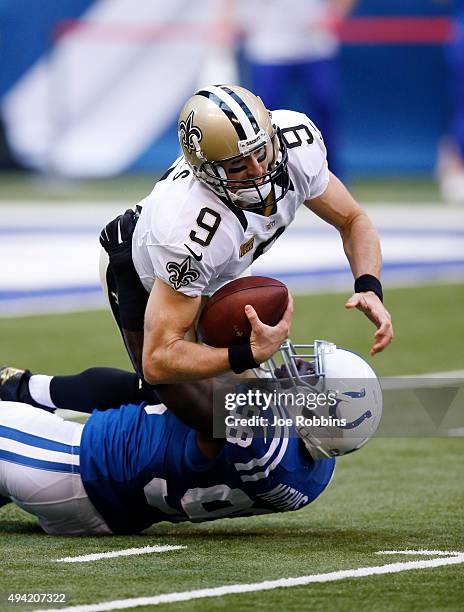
[235,182,272,205]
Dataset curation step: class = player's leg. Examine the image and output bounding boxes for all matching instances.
[0,365,156,413]
[0,401,112,534]
[99,215,165,408]
[445,20,464,159]
[1,364,215,430]
[0,364,215,436]
[301,57,341,177]
[99,207,150,376]
[249,62,291,111]
[440,25,464,203]
[99,248,147,374]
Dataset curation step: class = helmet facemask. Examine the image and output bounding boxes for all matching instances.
[195,127,289,212]
[254,339,332,389]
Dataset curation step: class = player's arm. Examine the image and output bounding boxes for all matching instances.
[306,172,381,278]
[142,278,293,384]
[143,279,229,383]
[304,171,393,356]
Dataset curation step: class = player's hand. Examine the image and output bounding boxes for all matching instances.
[99,208,140,272]
[246,294,294,364]
[99,208,139,254]
[345,291,393,356]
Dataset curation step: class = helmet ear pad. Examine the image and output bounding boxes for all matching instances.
[269,134,279,168]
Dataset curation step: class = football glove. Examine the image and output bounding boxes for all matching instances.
[99,206,140,272]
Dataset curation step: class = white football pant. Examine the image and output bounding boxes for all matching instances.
[0,402,112,535]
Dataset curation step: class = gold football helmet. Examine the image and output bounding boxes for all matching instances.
[178,84,289,210]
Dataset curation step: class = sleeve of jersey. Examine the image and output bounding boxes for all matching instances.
[228,435,336,511]
[281,111,330,201]
[307,137,330,200]
[146,230,235,297]
[144,242,213,297]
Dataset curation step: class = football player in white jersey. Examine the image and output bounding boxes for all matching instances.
[100,84,392,388]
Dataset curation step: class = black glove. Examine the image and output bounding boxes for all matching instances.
[99,207,140,272]
[99,206,147,333]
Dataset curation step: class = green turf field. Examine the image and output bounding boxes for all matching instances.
[0,283,462,377]
[0,172,443,203]
[0,283,463,611]
[0,438,462,612]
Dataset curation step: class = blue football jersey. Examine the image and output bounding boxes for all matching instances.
[80,403,335,534]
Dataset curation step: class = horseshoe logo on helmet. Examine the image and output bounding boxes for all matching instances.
[329,389,372,430]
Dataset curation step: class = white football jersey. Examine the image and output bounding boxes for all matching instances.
[132,110,329,297]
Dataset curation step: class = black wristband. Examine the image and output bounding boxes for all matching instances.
[354,274,383,303]
[228,342,259,374]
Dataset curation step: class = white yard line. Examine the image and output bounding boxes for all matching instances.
[408,370,464,378]
[36,550,464,611]
[396,370,464,381]
[376,550,462,556]
[55,545,186,563]
[381,372,464,392]
[448,427,464,437]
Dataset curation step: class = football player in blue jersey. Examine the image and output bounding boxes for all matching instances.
[0,341,381,535]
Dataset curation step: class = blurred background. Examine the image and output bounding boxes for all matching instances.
[0,0,463,377]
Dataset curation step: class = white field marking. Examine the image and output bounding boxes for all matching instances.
[35,550,464,612]
[413,370,464,378]
[376,550,462,556]
[381,374,464,392]
[448,427,464,437]
[55,545,186,563]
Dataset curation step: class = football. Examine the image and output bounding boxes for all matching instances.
[198,276,289,348]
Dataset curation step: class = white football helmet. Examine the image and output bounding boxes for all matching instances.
[178,84,289,211]
[256,340,383,459]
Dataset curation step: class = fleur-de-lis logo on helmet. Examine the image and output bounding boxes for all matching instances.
[179,110,203,154]
[166,256,200,290]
